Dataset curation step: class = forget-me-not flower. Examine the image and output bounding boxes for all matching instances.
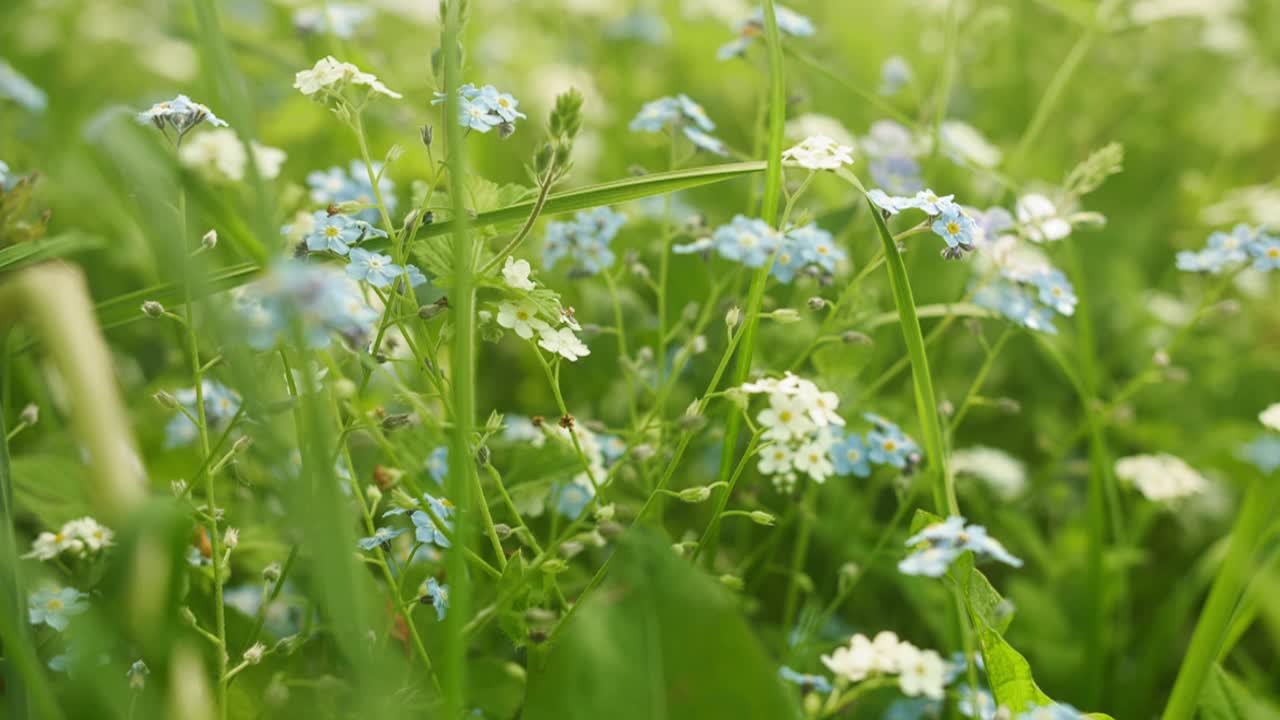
[28,587,88,631]
[426,446,448,484]
[829,431,872,478]
[424,577,449,621]
[346,248,402,288]
[356,525,408,551]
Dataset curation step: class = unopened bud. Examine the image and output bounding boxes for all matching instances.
[419,297,449,320]
[807,296,826,311]
[842,331,872,345]
[677,486,712,503]
[725,306,741,330]
[223,527,239,550]
[719,574,744,591]
[231,436,253,454]
[154,391,179,409]
[243,643,265,665]
[748,510,776,526]
[262,562,282,584]
[494,523,512,540]
[475,445,491,467]
[201,229,218,250]
[365,484,383,506]
[381,413,413,430]
[171,479,188,496]
[541,559,568,575]
[141,301,165,318]
[768,308,802,324]
[19,403,38,426]
[420,125,433,147]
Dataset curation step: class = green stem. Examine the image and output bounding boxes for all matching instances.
[692,432,762,564]
[781,483,816,633]
[440,4,474,713]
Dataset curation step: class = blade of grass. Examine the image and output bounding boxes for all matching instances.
[0,233,105,272]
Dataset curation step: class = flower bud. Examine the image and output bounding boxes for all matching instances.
[365,484,383,506]
[841,331,872,345]
[719,574,743,591]
[243,642,265,665]
[223,527,239,550]
[19,403,38,426]
[677,486,712,503]
[748,510,776,526]
[768,308,801,324]
[807,296,826,311]
[153,391,179,409]
[232,436,253,454]
[141,301,165,318]
[201,229,218,250]
[420,125,433,147]
[262,562,282,584]
[725,306,741,331]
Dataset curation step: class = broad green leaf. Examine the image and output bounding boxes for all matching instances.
[524,529,798,720]
[1200,665,1280,720]
[412,161,765,244]
[0,233,105,272]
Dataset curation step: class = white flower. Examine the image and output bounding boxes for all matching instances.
[179,128,286,182]
[895,644,947,700]
[869,631,904,674]
[792,438,835,483]
[794,382,844,427]
[294,56,401,99]
[951,446,1026,500]
[538,327,591,361]
[1115,453,1208,502]
[757,444,793,475]
[243,642,266,665]
[64,517,114,552]
[25,531,81,561]
[757,394,816,442]
[939,121,1002,169]
[1016,193,1071,242]
[502,256,536,291]
[495,301,547,339]
[821,635,876,682]
[1260,403,1280,431]
[782,135,854,171]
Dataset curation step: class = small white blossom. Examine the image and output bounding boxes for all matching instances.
[502,256,536,291]
[1115,453,1208,502]
[243,642,266,665]
[294,56,402,99]
[1016,193,1071,242]
[782,135,854,171]
[895,643,947,700]
[951,446,1026,500]
[538,327,591,361]
[496,301,548,339]
[1260,403,1280,432]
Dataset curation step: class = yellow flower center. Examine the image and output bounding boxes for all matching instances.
[47,599,64,611]
[1268,248,1280,258]
[946,222,960,235]
[883,440,897,452]
[779,410,793,422]
[325,226,340,238]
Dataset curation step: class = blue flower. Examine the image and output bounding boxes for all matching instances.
[900,516,1022,577]
[778,666,832,694]
[346,248,403,288]
[1241,435,1280,473]
[789,224,844,273]
[682,126,729,156]
[711,215,778,268]
[543,207,627,275]
[676,95,716,132]
[717,5,815,60]
[769,242,805,283]
[293,5,373,38]
[554,481,593,520]
[829,432,872,478]
[903,189,959,216]
[897,546,962,577]
[237,261,379,351]
[164,380,242,448]
[426,446,448,484]
[460,95,502,132]
[1029,269,1077,316]
[867,189,909,216]
[305,211,364,255]
[136,94,227,134]
[405,264,428,287]
[0,159,8,187]
[867,425,916,469]
[974,281,1058,335]
[435,84,526,134]
[0,60,47,112]
[423,577,449,621]
[880,56,913,96]
[356,525,408,551]
[629,94,717,134]
[306,161,396,224]
[28,587,88,631]
[957,686,999,720]
[1248,234,1280,272]
[411,507,452,549]
[931,209,979,249]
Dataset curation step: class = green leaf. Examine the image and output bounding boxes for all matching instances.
[0,233,105,272]
[94,262,260,330]
[524,529,798,720]
[1200,665,1280,720]
[412,161,764,245]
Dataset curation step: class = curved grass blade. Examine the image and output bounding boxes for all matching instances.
[412,161,765,243]
[0,233,105,272]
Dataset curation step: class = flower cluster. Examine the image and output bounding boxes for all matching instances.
[782,135,854,171]
[1177,223,1279,274]
[302,210,386,255]
[550,422,617,519]
[369,493,455,552]
[1115,454,1209,503]
[717,5,815,60]
[178,128,286,183]
[234,261,379,351]
[1262,403,1280,432]
[307,160,396,224]
[675,216,844,283]
[293,56,401,100]
[629,94,727,156]
[739,373,844,490]
[136,94,227,137]
[0,59,47,112]
[24,518,114,561]
[163,380,242,448]
[899,516,1023,577]
[826,413,922,480]
[868,188,981,257]
[821,631,950,701]
[432,83,528,134]
[542,207,627,275]
[879,56,913,96]
[292,4,372,38]
[970,209,1078,334]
